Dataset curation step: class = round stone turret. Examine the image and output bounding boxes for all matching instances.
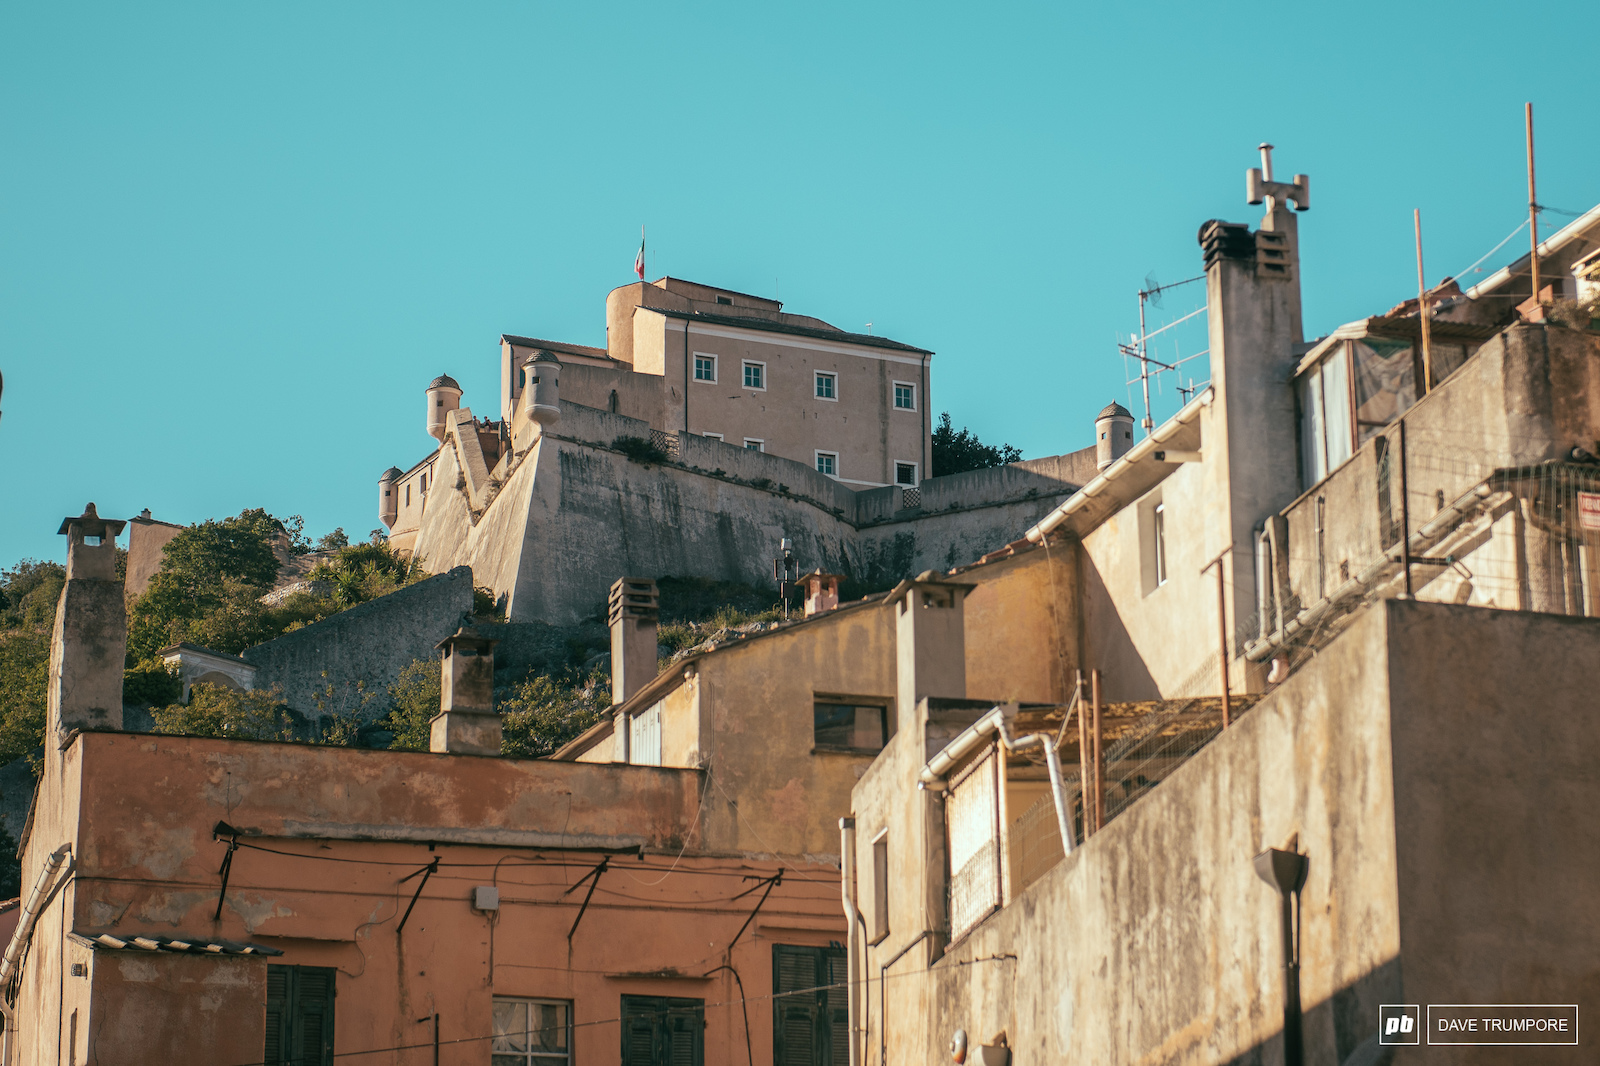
[522,351,562,426]
[426,374,462,441]
[378,467,402,529]
[1095,401,1134,471]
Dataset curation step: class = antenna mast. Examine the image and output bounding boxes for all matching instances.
[1122,274,1206,437]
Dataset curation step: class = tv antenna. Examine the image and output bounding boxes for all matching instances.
[774,538,798,620]
[1121,273,1207,437]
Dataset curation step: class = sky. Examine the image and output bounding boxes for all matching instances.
[3,0,1597,566]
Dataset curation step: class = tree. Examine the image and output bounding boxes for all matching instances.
[150,682,300,742]
[127,509,283,661]
[383,658,442,752]
[930,412,1022,476]
[499,668,611,758]
[316,528,350,551]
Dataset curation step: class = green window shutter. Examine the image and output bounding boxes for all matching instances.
[773,944,847,1066]
[265,964,336,1066]
[622,995,705,1066]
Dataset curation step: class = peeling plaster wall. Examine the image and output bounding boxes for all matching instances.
[859,600,1600,1066]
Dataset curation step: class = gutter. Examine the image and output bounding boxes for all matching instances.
[1464,202,1600,300]
[917,704,1074,860]
[1025,388,1214,544]
[0,843,72,1066]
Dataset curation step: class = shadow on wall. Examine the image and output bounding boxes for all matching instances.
[1218,958,1403,1066]
[1076,556,1159,701]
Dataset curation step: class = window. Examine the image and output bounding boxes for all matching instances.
[1154,503,1168,586]
[1299,346,1353,488]
[405,485,410,506]
[743,361,766,390]
[621,996,704,1066]
[894,462,918,487]
[1139,490,1168,596]
[815,452,838,477]
[772,945,849,1066]
[630,704,662,766]
[493,998,571,1066]
[715,295,733,305]
[813,702,888,752]
[745,438,764,452]
[702,432,724,441]
[893,382,916,410]
[265,965,335,1066]
[694,354,717,382]
[815,372,837,400]
[870,831,889,943]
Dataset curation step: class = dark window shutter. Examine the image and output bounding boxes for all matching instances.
[265,964,336,1066]
[621,995,704,1066]
[773,944,847,1066]
[826,953,851,1066]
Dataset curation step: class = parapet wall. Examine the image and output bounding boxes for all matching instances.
[242,566,475,717]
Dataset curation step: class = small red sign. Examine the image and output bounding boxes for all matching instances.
[1580,491,1600,532]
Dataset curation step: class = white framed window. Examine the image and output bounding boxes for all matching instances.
[894,461,918,486]
[693,352,716,382]
[742,360,766,391]
[815,451,838,477]
[1139,490,1169,596]
[702,432,724,441]
[744,438,764,452]
[893,381,917,411]
[1154,503,1168,586]
[870,828,890,943]
[492,997,572,1065]
[815,371,838,400]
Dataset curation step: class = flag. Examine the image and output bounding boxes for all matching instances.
[634,227,645,280]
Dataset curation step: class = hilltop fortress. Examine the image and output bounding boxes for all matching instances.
[380,277,1107,623]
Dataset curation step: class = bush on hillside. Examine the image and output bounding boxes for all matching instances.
[150,682,300,742]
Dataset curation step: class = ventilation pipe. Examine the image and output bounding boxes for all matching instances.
[918,704,1074,858]
[0,843,73,1066]
[839,818,862,1066]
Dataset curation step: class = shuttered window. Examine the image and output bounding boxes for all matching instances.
[265,964,335,1066]
[773,944,849,1066]
[620,995,704,1066]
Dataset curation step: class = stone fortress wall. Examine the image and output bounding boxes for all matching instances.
[410,397,1099,624]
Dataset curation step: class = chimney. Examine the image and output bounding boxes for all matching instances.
[894,571,972,735]
[429,627,501,755]
[609,577,660,706]
[49,503,128,746]
[800,571,844,617]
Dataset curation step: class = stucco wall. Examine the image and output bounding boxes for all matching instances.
[242,566,474,717]
[866,600,1600,1066]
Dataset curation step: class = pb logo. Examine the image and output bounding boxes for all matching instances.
[1380,1004,1421,1045]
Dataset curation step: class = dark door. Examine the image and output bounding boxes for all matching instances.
[620,995,705,1066]
[773,944,848,1066]
[265,964,336,1066]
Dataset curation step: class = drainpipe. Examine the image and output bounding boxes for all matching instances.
[839,818,861,1066]
[0,843,72,1066]
[918,705,1074,858]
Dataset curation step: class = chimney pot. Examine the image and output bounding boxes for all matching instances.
[429,626,502,755]
[609,578,660,706]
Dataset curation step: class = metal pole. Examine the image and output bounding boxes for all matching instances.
[1526,102,1541,304]
[1138,295,1153,438]
[1414,209,1433,394]
[1399,420,1413,598]
[1090,669,1103,833]
[1202,553,1232,727]
[1076,669,1091,839]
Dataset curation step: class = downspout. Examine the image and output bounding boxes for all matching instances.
[920,352,930,477]
[684,318,691,434]
[918,705,1074,858]
[0,843,72,1066]
[838,818,861,1066]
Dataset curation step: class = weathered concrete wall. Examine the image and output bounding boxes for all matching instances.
[869,600,1600,1066]
[123,515,184,601]
[86,950,267,1065]
[242,567,474,717]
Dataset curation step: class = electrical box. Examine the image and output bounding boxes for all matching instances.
[473,885,500,911]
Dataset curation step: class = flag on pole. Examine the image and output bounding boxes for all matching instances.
[634,227,646,280]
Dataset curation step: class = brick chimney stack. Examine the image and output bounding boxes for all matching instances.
[49,503,128,746]
[609,578,660,707]
[800,571,844,617]
[429,627,501,756]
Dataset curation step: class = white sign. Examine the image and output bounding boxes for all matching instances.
[1580,491,1600,531]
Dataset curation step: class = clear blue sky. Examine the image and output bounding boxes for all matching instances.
[3,1,1596,565]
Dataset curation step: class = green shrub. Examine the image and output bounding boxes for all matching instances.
[383,658,442,752]
[612,435,670,464]
[123,659,182,706]
[499,668,611,758]
[151,682,299,742]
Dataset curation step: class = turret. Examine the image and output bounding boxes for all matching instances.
[426,374,462,441]
[522,350,562,426]
[1095,401,1134,471]
[378,467,402,529]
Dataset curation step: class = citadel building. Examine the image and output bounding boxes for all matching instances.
[379,277,1099,624]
